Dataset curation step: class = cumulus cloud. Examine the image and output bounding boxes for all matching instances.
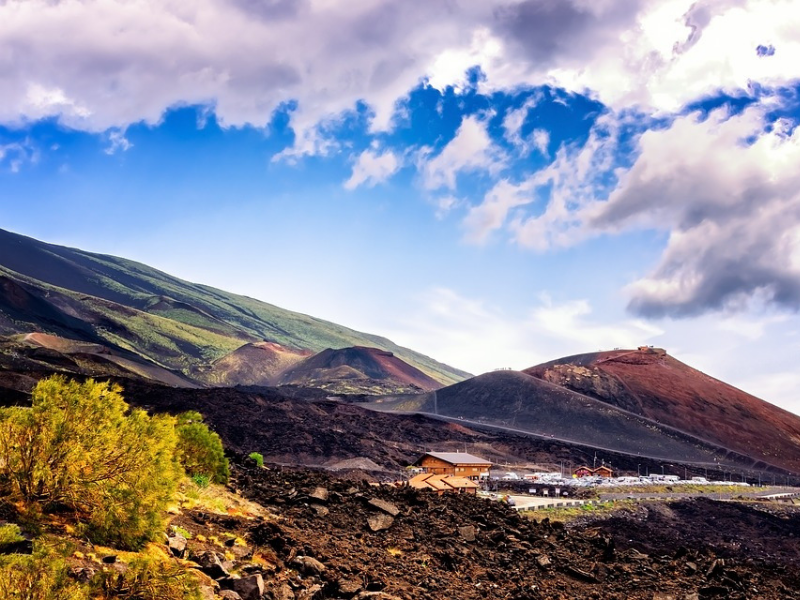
[420,114,504,190]
[2,0,797,157]
[590,106,800,317]
[487,0,800,113]
[344,148,399,190]
[464,112,624,247]
[469,101,800,318]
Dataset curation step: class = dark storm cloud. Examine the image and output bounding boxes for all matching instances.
[492,0,643,65]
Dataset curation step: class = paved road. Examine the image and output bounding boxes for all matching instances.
[508,495,585,510]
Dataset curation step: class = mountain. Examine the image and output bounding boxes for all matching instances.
[366,348,800,474]
[278,346,444,394]
[0,228,469,387]
[191,341,312,387]
[524,347,800,474]
[366,370,750,466]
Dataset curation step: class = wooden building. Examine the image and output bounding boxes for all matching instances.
[593,465,613,478]
[413,452,492,480]
[574,465,614,478]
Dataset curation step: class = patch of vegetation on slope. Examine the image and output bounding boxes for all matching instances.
[0,228,469,385]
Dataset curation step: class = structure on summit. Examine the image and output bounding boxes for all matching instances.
[413,451,492,480]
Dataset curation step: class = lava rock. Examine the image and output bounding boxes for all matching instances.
[168,533,187,558]
[367,514,395,532]
[368,498,400,517]
[291,555,326,576]
[231,574,264,600]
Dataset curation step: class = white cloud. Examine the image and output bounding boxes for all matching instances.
[105,130,133,155]
[486,0,800,114]
[386,287,663,375]
[0,0,495,155]
[0,140,37,172]
[433,194,462,219]
[464,112,623,248]
[421,114,504,191]
[344,148,399,190]
[5,0,795,159]
[531,129,550,156]
[462,179,533,244]
[591,106,800,316]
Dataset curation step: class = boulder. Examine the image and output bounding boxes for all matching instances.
[536,555,552,568]
[368,498,400,517]
[67,566,97,583]
[231,574,264,600]
[309,487,329,502]
[291,555,326,576]
[193,551,230,580]
[458,526,476,542]
[218,591,242,600]
[367,514,394,532]
[199,586,217,600]
[168,534,187,558]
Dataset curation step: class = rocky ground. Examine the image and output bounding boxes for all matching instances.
[202,462,800,600]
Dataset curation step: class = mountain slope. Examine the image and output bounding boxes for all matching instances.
[366,370,750,467]
[0,228,469,386]
[278,346,443,394]
[192,341,311,387]
[524,347,800,473]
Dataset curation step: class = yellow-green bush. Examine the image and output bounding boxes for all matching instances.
[0,543,87,600]
[0,523,24,548]
[175,411,229,484]
[0,376,181,549]
[94,554,202,600]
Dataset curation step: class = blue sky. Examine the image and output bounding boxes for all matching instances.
[1,0,800,413]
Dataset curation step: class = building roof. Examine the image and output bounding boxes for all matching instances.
[407,473,479,492]
[441,476,480,490]
[417,451,492,466]
[408,473,448,491]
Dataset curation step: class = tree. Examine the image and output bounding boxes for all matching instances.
[0,376,181,549]
[175,411,229,484]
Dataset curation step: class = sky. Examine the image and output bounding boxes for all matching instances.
[1,0,800,413]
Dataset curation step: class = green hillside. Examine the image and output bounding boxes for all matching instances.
[0,228,470,385]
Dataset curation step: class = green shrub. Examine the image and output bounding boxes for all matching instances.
[190,474,210,488]
[0,523,24,545]
[171,525,192,540]
[175,412,229,484]
[94,554,201,600]
[0,376,181,550]
[248,452,264,468]
[0,541,88,600]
